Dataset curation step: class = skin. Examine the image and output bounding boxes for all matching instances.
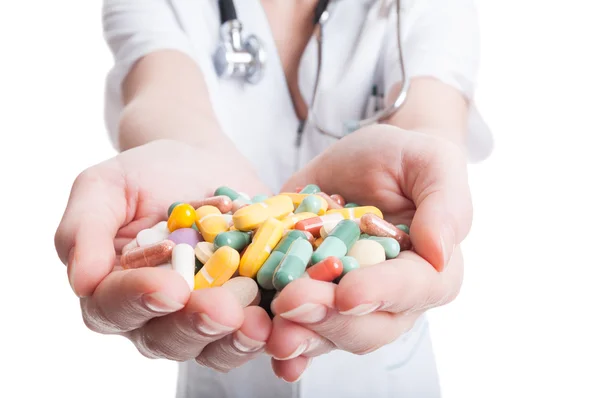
[55,0,472,379]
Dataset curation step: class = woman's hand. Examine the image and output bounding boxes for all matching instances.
[266,125,472,381]
[55,139,273,371]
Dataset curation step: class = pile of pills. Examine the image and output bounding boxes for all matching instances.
[120,184,411,311]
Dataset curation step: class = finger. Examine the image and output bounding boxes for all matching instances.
[195,306,272,372]
[128,286,244,361]
[271,356,312,383]
[404,136,472,271]
[54,163,128,297]
[81,267,190,334]
[266,316,334,360]
[336,249,464,316]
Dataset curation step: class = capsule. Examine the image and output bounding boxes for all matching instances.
[347,239,386,267]
[273,239,313,291]
[344,202,359,208]
[251,194,270,203]
[190,195,233,214]
[167,203,197,232]
[239,217,284,278]
[136,221,170,247]
[222,277,261,307]
[396,224,410,234]
[340,255,360,276]
[295,195,326,214]
[364,236,400,259]
[257,230,308,290]
[281,212,317,230]
[360,213,412,251]
[306,256,343,282]
[167,227,203,247]
[172,244,195,290]
[213,230,252,251]
[194,241,215,264]
[326,206,383,220]
[233,195,294,231]
[298,184,321,194]
[330,194,346,207]
[121,240,175,269]
[194,246,240,289]
[317,192,343,209]
[280,193,328,215]
[294,213,344,237]
[167,202,184,217]
[214,186,251,211]
[195,205,229,242]
[313,237,324,248]
[312,219,360,264]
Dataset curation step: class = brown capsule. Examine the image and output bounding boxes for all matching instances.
[190,195,233,214]
[120,240,176,269]
[317,192,343,209]
[330,194,346,207]
[359,213,412,251]
[222,277,261,307]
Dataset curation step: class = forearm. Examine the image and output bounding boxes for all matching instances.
[118,50,234,152]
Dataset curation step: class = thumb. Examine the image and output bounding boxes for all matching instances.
[54,162,128,297]
[407,141,473,271]
[279,162,320,194]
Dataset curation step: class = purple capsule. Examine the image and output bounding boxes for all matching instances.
[167,228,203,247]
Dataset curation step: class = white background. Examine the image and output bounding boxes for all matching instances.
[1,1,599,397]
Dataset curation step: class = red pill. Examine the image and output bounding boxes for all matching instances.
[120,240,176,269]
[295,214,345,238]
[330,194,346,207]
[360,213,412,251]
[317,192,343,209]
[307,256,343,282]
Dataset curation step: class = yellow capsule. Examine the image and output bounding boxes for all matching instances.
[281,212,318,230]
[325,206,383,220]
[194,246,240,289]
[167,203,197,232]
[233,195,294,231]
[239,217,284,278]
[195,205,229,242]
[280,193,328,215]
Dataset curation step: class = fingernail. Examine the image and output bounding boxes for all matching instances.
[440,224,456,268]
[339,302,382,316]
[280,303,328,324]
[273,339,309,360]
[194,313,236,336]
[232,330,265,353]
[287,357,313,383]
[142,292,184,313]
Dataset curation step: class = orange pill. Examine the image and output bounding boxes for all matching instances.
[167,203,197,232]
[306,256,343,282]
[191,195,233,214]
[360,213,412,251]
[120,240,176,269]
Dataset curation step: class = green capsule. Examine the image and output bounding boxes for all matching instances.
[340,256,360,276]
[312,220,359,264]
[359,233,371,240]
[295,195,322,214]
[251,194,269,203]
[214,186,241,200]
[213,231,252,251]
[396,224,410,234]
[299,184,321,194]
[192,223,200,232]
[344,202,359,208]
[273,239,313,291]
[168,201,184,217]
[365,236,400,259]
[257,230,308,290]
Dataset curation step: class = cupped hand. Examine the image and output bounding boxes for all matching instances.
[266,125,472,381]
[55,139,273,371]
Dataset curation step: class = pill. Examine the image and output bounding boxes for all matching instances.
[347,239,386,267]
[397,224,410,234]
[312,219,360,264]
[344,202,359,208]
[194,246,240,289]
[167,203,197,232]
[330,194,346,207]
[195,205,229,242]
[222,277,261,307]
[122,238,138,254]
[251,194,269,203]
[214,186,243,200]
[190,195,233,214]
[294,213,344,237]
[360,213,412,251]
[167,227,203,247]
[281,193,328,215]
[340,255,360,276]
[168,201,184,217]
[194,241,215,264]
[319,218,350,238]
[364,236,400,259]
[273,239,313,291]
[239,217,284,278]
[313,237,324,248]
[306,256,343,282]
[192,223,200,232]
[238,192,251,201]
[222,214,234,228]
[326,206,383,220]
[317,192,343,209]
[295,195,325,214]
[121,240,176,269]
[299,184,321,194]
[233,195,294,231]
[232,200,250,213]
[257,230,309,290]
[213,230,252,251]
[172,244,195,290]
[281,212,317,230]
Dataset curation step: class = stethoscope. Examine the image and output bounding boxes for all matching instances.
[213,0,409,138]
